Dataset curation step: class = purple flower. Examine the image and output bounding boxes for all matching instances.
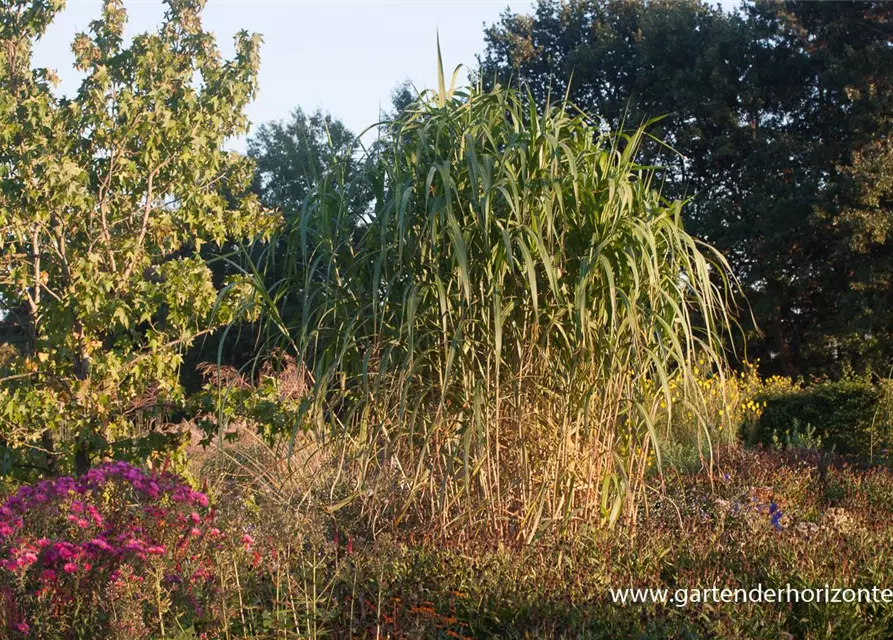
[84,538,113,554]
[0,460,218,604]
[769,502,784,530]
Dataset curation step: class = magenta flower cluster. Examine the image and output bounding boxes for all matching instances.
[0,461,224,636]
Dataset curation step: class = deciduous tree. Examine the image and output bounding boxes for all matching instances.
[0,0,277,477]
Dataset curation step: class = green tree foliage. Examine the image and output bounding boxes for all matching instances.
[480,0,893,376]
[778,1,893,372]
[179,108,364,379]
[387,79,418,119]
[247,107,364,217]
[0,0,277,477]
[243,81,420,231]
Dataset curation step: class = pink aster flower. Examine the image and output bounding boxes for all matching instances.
[19,552,37,568]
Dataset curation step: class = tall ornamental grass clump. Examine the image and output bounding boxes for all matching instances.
[255,75,737,540]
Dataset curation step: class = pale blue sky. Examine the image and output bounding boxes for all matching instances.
[32,0,534,150]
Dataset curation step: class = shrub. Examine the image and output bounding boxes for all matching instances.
[753,377,893,457]
[770,418,824,452]
[0,461,251,638]
[191,356,309,446]
[654,360,766,463]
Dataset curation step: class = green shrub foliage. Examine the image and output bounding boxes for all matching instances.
[754,378,893,457]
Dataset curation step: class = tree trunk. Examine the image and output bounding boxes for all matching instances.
[764,274,796,376]
[40,429,57,476]
[769,314,795,377]
[74,438,90,476]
